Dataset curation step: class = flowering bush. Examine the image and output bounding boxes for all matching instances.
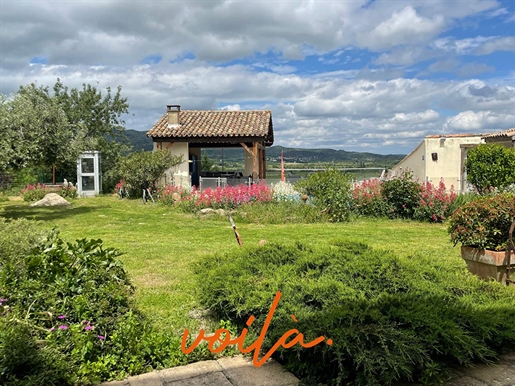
[351,179,391,217]
[351,175,458,222]
[20,182,77,201]
[60,184,78,199]
[20,183,49,202]
[271,181,302,202]
[159,184,192,205]
[448,192,515,250]
[193,182,272,209]
[160,182,272,210]
[414,180,456,223]
[382,170,423,219]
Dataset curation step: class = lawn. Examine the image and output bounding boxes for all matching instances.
[0,196,462,338]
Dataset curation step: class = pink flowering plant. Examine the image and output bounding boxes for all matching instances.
[351,179,391,218]
[351,174,458,223]
[19,182,49,202]
[414,180,457,223]
[161,182,273,211]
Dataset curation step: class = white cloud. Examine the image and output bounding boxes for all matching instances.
[367,6,444,50]
[0,0,513,154]
[443,110,514,131]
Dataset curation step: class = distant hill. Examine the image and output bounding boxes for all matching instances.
[120,129,405,166]
[121,129,153,151]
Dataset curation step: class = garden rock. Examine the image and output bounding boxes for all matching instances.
[172,192,181,204]
[30,193,71,207]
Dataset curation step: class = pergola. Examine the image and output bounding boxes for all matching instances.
[146,105,274,185]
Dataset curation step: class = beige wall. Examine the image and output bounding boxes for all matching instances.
[391,136,483,192]
[424,137,482,191]
[153,142,191,187]
[391,141,425,182]
[244,147,254,177]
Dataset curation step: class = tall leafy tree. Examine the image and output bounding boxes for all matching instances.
[0,79,131,190]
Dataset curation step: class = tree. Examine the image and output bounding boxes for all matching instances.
[116,150,183,197]
[466,143,515,194]
[201,152,220,172]
[0,86,81,172]
[0,79,131,189]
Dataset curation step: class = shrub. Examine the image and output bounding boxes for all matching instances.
[446,192,480,215]
[116,150,183,198]
[20,182,49,202]
[414,180,456,223]
[382,170,423,219]
[60,183,78,199]
[295,169,352,222]
[448,192,515,250]
[466,144,515,194]
[351,179,391,217]
[0,219,206,385]
[195,241,515,386]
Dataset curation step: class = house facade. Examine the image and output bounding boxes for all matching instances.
[146,105,274,187]
[391,134,484,193]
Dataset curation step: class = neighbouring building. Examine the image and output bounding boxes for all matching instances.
[482,128,515,148]
[391,134,484,193]
[146,105,274,188]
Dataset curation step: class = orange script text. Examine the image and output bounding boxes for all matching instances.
[181,291,333,367]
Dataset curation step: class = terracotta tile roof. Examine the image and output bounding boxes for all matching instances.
[147,110,274,144]
[482,128,515,139]
[425,133,483,138]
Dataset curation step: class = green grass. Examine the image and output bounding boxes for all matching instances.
[0,196,462,337]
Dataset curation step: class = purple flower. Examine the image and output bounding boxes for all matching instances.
[98,335,105,340]
[58,325,68,330]
[84,325,93,331]
[57,315,66,320]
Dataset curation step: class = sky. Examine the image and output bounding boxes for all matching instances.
[1,0,514,155]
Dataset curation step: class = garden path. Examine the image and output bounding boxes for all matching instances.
[99,353,515,386]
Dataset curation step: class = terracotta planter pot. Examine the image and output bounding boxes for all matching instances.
[461,246,514,284]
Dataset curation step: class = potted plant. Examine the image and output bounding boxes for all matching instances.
[448,192,515,284]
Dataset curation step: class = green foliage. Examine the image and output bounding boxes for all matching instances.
[448,192,515,250]
[195,241,515,386]
[295,169,352,222]
[0,79,131,193]
[233,201,324,224]
[445,192,480,216]
[0,85,78,172]
[116,150,183,197]
[200,152,220,172]
[351,179,392,218]
[0,219,204,385]
[466,144,515,194]
[382,170,423,219]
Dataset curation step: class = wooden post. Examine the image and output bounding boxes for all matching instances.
[52,165,56,185]
[252,142,258,180]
